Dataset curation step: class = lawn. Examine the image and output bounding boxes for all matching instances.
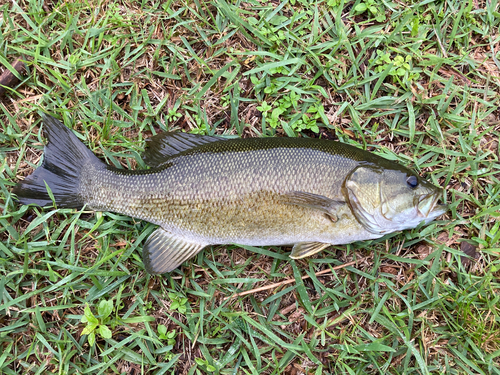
[1,0,499,374]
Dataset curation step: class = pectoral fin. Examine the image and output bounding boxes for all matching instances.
[281,191,345,222]
[290,242,331,259]
[143,227,207,274]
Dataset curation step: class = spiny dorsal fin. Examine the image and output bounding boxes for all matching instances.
[142,227,207,274]
[290,242,331,259]
[143,132,226,168]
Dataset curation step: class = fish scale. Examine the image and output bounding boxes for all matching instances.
[13,115,447,274]
[83,146,355,241]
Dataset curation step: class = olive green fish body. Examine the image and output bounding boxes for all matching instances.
[13,116,447,274]
[80,140,380,247]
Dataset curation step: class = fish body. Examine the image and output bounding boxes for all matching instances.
[83,138,379,247]
[13,116,447,273]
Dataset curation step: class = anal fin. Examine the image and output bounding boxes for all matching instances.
[143,227,207,274]
[290,242,331,259]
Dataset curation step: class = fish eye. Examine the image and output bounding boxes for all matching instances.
[407,175,419,188]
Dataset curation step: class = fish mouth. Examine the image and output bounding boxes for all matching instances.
[417,191,448,220]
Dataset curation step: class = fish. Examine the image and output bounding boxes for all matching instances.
[13,115,448,274]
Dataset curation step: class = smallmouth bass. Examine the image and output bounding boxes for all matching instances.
[13,115,447,274]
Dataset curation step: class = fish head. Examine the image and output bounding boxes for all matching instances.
[344,164,447,234]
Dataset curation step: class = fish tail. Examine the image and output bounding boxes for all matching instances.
[12,115,104,208]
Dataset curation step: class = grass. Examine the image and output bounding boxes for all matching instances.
[1,0,499,373]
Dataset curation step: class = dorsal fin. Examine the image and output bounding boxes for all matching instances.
[143,132,226,168]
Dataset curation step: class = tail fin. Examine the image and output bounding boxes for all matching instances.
[12,115,104,208]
